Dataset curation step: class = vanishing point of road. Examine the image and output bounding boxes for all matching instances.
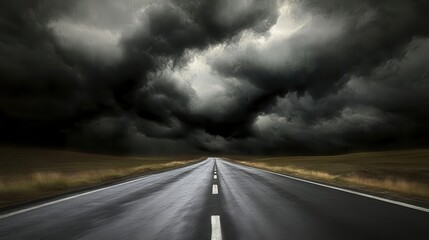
[0,158,428,240]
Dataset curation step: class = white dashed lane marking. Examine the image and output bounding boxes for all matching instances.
[211,215,222,240]
[212,184,218,194]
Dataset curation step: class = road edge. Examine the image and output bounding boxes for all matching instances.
[0,157,206,218]
[221,158,429,213]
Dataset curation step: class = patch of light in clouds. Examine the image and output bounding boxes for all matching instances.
[169,2,305,109]
[49,20,123,62]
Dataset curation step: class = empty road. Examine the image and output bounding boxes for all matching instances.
[0,158,428,239]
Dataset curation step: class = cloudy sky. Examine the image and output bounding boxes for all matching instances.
[1,0,429,155]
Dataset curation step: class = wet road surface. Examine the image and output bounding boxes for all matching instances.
[0,158,428,240]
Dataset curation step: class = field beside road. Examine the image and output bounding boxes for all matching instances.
[0,146,201,208]
[230,149,429,203]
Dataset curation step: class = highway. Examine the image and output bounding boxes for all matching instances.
[0,158,428,240]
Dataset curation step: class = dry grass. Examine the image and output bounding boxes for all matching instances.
[344,176,429,198]
[233,149,429,202]
[239,162,337,181]
[0,146,202,207]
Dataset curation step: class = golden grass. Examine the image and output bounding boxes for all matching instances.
[0,161,192,203]
[233,149,429,202]
[0,147,202,207]
[239,162,337,181]
[344,176,429,198]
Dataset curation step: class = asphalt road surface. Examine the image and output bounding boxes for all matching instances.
[0,158,428,240]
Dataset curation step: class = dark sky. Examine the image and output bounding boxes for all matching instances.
[1,0,429,155]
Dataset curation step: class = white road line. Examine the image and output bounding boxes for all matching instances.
[212,184,219,194]
[211,215,222,240]
[214,175,217,179]
[0,160,208,219]
[0,176,147,220]
[214,171,217,174]
[222,159,429,213]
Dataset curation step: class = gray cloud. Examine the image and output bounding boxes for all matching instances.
[0,0,428,154]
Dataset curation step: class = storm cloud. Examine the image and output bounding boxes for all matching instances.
[0,0,428,155]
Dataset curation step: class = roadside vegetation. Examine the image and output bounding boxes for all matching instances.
[0,146,202,208]
[229,149,429,203]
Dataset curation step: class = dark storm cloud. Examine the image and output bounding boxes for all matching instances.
[0,0,279,153]
[214,0,429,105]
[224,37,429,154]
[0,0,429,154]
[0,0,85,146]
[201,0,429,153]
[116,0,279,107]
[115,0,280,144]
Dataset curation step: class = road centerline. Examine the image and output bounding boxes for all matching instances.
[212,184,219,194]
[211,215,222,240]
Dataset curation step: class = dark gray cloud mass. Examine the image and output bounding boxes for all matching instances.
[0,0,428,155]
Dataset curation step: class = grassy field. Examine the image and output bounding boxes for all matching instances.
[228,149,429,203]
[0,146,202,208]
